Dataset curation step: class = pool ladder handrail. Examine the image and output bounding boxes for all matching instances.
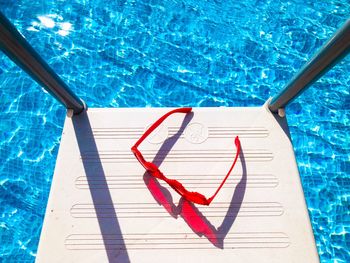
[268,19,350,113]
[0,12,349,114]
[0,12,86,115]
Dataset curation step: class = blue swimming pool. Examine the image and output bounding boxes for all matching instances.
[0,0,349,262]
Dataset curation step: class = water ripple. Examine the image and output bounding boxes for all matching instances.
[0,0,349,261]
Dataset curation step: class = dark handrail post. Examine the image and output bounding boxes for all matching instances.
[268,19,350,113]
[0,12,86,115]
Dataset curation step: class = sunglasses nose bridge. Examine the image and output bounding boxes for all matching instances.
[151,170,164,180]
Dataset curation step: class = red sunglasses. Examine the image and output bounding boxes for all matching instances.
[131,107,241,206]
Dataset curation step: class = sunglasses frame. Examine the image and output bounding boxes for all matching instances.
[131,107,241,206]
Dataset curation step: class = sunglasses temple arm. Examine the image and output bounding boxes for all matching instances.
[133,107,192,148]
[208,136,241,205]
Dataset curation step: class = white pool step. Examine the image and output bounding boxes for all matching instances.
[36,106,319,262]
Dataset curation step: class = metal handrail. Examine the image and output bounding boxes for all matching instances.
[268,19,350,113]
[0,12,86,115]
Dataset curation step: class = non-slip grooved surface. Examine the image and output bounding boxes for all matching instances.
[80,149,274,162]
[70,202,284,218]
[36,107,319,262]
[91,126,270,139]
[75,174,279,189]
[65,232,290,250]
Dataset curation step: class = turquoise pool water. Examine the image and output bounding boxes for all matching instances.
[0,0,349,262]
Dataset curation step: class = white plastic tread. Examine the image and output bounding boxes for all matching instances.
[36,107,319,262]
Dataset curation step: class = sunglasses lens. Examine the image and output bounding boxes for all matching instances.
[166,178,210,205]
[186,192,209,205]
